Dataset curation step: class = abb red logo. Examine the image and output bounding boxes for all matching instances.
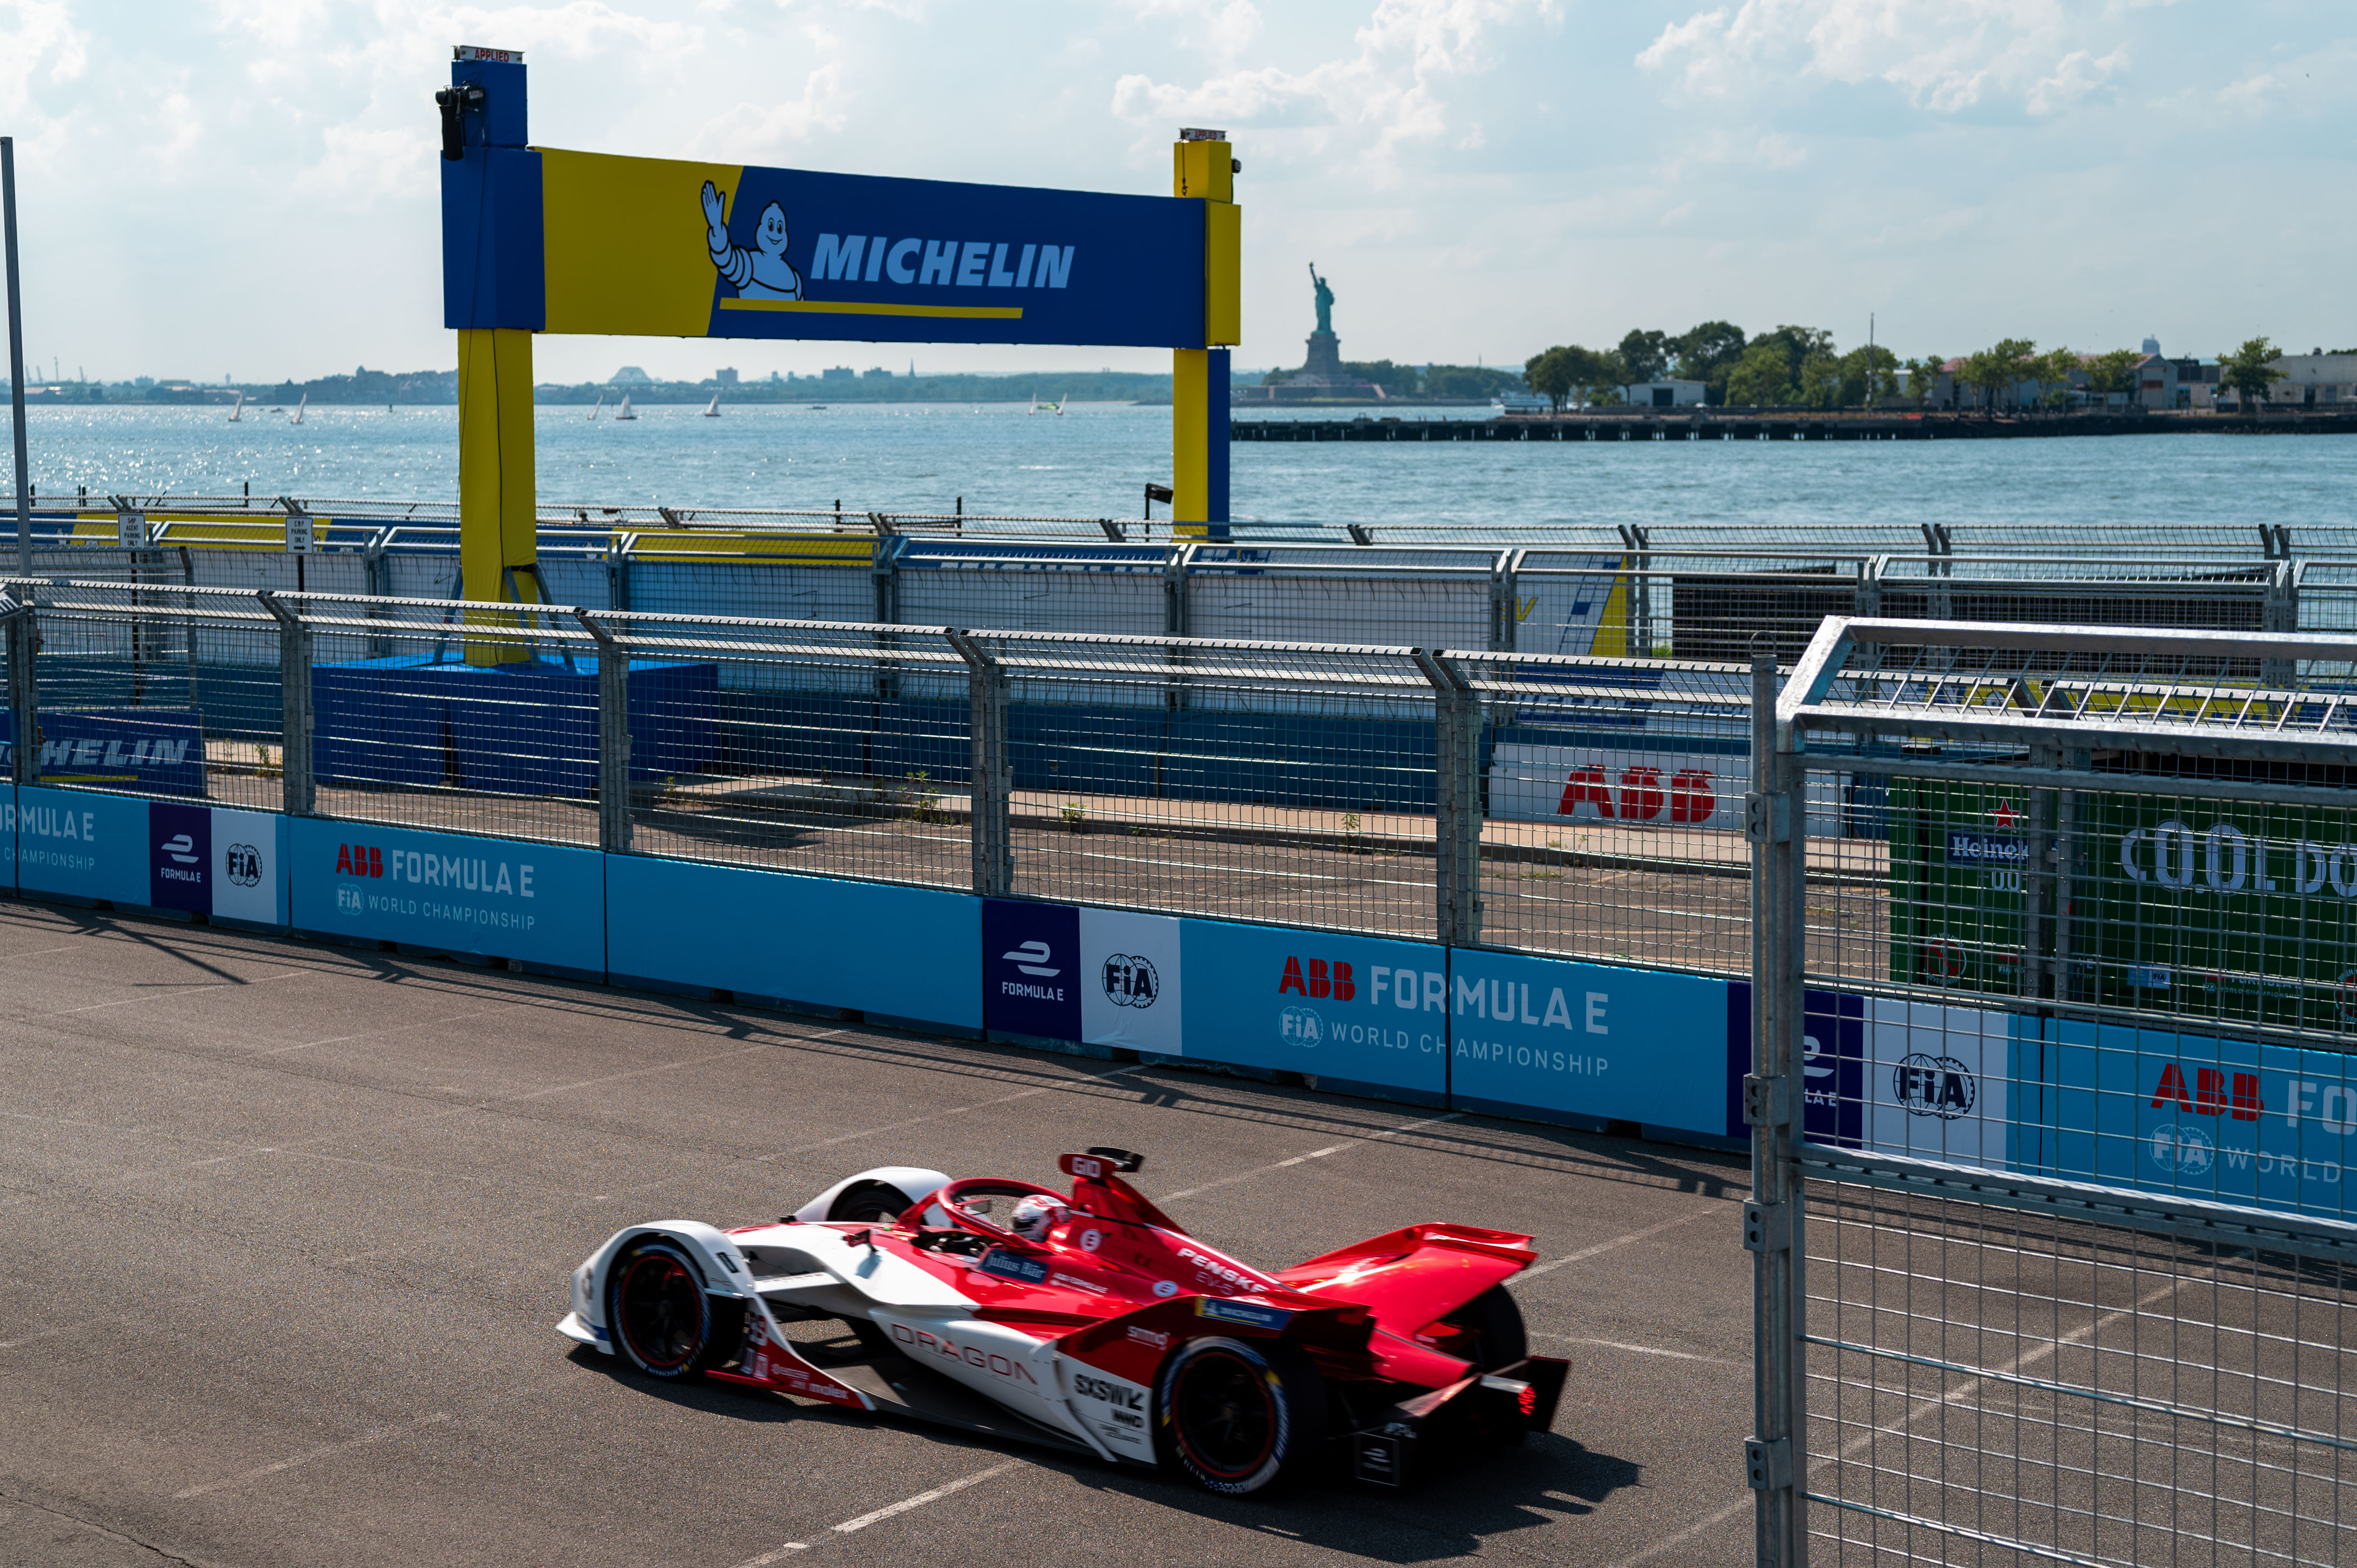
[2152,1063,2264,1121]
[1558,766,1717,823]
[1279,957,1356,1000]
[336,844,384,877]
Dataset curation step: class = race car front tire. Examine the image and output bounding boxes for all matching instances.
[828,1181,912,1225]
[608,1238,731,1379]
[1156,1336,1327,1497]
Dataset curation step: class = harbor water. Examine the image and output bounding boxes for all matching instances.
[9,401,2356,544]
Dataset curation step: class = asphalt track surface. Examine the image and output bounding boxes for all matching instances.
[0,900,1757,1568]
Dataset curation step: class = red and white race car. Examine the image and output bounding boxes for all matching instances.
[560,1147,1567,1493]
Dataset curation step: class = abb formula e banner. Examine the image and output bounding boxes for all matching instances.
[13,784,283,926]
[1448,947,1729,1130]
[983,899,1446,1100]
[289,817,601,976]
[2039,1018,2357,1222]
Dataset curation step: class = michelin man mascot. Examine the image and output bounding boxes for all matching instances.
[702,181,803,300]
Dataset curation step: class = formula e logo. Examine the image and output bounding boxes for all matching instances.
[1151,1280,1178,1298]
[2150,1123,2215,1175]
[1280,1005,1323,1047]
[1101,954,1159,1009]
[161,833,198,865]
[224,843,262,887]
[1003,940,1058,977]
[1894,1054,1976,1120]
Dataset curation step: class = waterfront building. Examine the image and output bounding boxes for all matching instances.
[1619,379,1708,409]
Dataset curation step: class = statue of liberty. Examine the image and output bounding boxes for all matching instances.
[1308,263,1335,336]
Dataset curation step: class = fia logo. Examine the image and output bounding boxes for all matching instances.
[224,842,262,888]
[1279,1005,1323,1047]
[336,885,362,913]
[1894,1054,1976,1120]
[2150,1123,2215,1176]
[1101,953,1158,1009]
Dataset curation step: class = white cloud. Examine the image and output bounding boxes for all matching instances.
[1636,0,2127,115]
[1110,0,1556,182]
[0,0,89,128]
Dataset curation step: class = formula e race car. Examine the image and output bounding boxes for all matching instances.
[559,1148,1567,1494]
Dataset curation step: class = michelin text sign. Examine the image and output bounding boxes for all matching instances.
[539,151,1207,348]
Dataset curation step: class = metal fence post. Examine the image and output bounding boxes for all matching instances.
[2262,558,2299,686]
[257,591,314,816]
[1415,651,1481,947]
[1488,549,1525,653]
[0,591,31,783]
[606,534,634,614]
[1618,525,1653,657]
[946,630,1011,897]
[1163,543,1194,638]
[574,609,633,852]
[1743,647,1806,1568]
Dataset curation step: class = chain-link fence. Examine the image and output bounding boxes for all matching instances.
[1746,617,2357,1568]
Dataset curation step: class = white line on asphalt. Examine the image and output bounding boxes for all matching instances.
[49,968,311,1016]
[245,1003,521,1057]
[1509,1209,1715,1285]
[729,1460,1024,1566]
[831,1461,1021,1533]
[1156,1110,1465,1202]
[171,1412,451,1499]
[0,944,81,963]
[757,1058,1140,1162]
[1543,1334,1741,1366]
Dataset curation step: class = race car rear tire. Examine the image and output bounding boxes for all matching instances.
[828,1181,911,1225]
[1156,1336,1326,1497]
[609,1238,727,1379]
[1441,1285,1528,1373]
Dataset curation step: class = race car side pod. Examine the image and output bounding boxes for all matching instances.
[1347,1355,1571,1488]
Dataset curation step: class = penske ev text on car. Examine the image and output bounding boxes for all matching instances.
[560,1148,1567,1493]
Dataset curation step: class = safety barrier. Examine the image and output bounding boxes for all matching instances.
[10,501,2328,661]
[0,577,1805,1143]
[1744,619,2357,1567]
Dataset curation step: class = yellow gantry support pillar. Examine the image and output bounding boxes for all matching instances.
[456,326,539,662]
[1172,133,1240,539]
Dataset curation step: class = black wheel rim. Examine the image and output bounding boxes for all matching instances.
[617,1252,703,1369]
[1173,1351,1277,1479]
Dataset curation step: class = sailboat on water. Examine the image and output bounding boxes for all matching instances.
[290,394,307,425]
[588,392,604,420]
[1028,392,1066,416]
[613,394,637,421]
[228,393,245,422]
[702,394,721,418]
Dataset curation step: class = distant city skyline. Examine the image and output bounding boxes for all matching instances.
[1,2,2348,387]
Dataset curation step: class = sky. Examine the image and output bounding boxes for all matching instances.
[1,0,2350,386]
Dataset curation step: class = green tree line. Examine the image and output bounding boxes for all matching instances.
[1522,324,1903,411]
[1525,326,2335,415]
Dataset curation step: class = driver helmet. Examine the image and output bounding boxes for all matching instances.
[1009,1194,1068,1242]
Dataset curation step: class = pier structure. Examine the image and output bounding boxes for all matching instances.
[1233,408,2357,441]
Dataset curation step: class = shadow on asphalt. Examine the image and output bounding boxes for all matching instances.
[568,1346,1645,1561]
